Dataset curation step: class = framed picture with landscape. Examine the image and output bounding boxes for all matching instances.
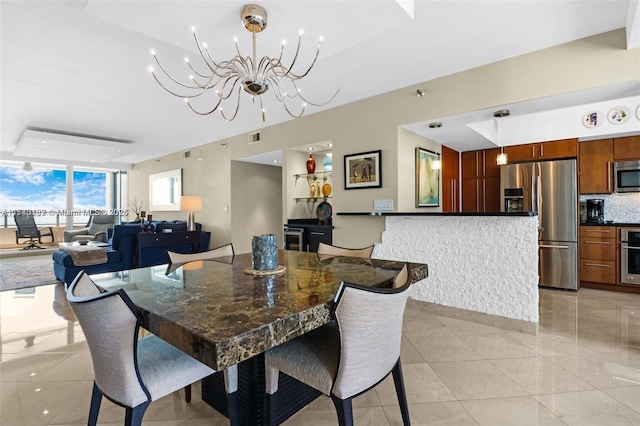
[344,150,381,189]
[416,148,440,207]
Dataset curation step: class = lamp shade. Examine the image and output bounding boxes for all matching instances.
[180,195,202,211]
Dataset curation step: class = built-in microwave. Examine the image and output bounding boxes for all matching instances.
[614,161,640,193]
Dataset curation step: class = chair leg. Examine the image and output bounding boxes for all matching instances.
[266,392,277,426]
[331,394,354,426]
[125,401,150,426]
[185,384,192,403]
[87,382,102,426]
[392,360,411,425]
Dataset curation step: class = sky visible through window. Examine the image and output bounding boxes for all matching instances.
[0,166,106,225]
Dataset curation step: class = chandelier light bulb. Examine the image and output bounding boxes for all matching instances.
[150,49,156,55]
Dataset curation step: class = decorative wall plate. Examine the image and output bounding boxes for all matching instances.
[607,106,630,125]
[316,201,332,221]
[582,111,602,128]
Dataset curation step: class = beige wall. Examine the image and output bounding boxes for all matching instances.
[230,161,283,254]
[129,29,639,249]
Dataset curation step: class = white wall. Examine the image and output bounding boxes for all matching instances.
[230,161,283,254]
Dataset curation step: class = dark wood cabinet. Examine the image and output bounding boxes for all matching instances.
[306,226,332,252]
[579,139,614,194]
[441,146,460,212]
[614,135,640,160]
[579,226,617,286]
[462,148,500,212]
[504,138,578,163]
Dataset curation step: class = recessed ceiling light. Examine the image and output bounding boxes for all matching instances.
[306,147,314,151]
[428,122,442,128]
[273,159,278,163]
[115,149,122,152]
[40,140,48,144]
[327,143,333,147]
[33,148,40,151]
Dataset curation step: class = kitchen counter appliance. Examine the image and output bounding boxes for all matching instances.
[614,160,640,193]
[621,227,640,285]
[501,159,578,290]
[586,199,604,223]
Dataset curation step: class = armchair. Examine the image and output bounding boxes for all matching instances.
[64,214,116,243]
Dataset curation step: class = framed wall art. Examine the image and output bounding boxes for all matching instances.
[344,150,382,189]
[416,148,440,207]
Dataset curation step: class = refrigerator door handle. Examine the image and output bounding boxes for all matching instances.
[539,244,570,249]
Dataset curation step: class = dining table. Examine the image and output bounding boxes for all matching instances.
[94,249,428,425]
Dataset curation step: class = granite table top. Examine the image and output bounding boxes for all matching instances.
[96,250,428,371]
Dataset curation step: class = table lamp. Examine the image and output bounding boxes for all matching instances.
[180,195,202,231]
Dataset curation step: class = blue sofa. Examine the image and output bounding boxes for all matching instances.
[52,221,210,284]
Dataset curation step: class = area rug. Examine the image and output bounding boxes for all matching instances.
[0,257,62,292]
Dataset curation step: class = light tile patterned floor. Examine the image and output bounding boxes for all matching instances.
[2,273,640,425]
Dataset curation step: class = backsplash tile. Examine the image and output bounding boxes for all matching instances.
[580,193,640,223]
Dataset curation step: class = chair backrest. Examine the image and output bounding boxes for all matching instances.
[66,271,150,408]
[167,243,234,264]
[14,214,39,237]
[88,214,116,235]
[317,242,374,259]
[331,264,411,400]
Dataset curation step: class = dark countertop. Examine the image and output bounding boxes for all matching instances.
[98,251,427,371]
[580,222,640,227]
[337,211,537,217]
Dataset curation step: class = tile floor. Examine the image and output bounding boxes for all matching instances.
[1,265,640,425]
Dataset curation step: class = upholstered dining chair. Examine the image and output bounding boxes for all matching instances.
[66,271,217,426]
[167,242,234,264]
[316,242,374,259]
[265,264,412,426]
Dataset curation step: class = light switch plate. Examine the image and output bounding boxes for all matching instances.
[374,199,394,211]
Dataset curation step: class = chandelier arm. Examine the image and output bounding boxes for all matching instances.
[206,49,245,79]
[186,61,216,80]
[281,99,306,119]
[151,71,215,99]
[259,95,265,122]
[274,33,303,79]
[193,30,226,75]
[266,75,289,101]
[219,76,243,100]
[153,55,206,90]
[220,85,243,122]
[281,39,322,80]
[295,83,340,106]
[185,95,223,116]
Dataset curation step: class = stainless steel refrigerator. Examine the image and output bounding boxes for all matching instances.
[500,159,578,290]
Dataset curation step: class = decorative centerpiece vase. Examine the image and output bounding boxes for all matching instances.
[306,154,316,174]
[251,234,279,271]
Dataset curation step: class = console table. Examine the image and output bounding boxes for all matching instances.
[137,230,201,267]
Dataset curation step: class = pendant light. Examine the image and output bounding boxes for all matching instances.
[494,109,510,165]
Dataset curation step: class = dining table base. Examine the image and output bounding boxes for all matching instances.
[202,353,323,425]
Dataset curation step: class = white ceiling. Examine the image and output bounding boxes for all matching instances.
[1,1,639,170]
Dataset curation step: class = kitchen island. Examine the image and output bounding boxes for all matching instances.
[338,212,539,333]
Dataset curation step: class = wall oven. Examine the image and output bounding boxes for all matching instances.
[621,228,640,285]
[614,161,640,193]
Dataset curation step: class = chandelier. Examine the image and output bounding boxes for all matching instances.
[150,4,338,122]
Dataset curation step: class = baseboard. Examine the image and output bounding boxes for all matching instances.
[406,298,539,335]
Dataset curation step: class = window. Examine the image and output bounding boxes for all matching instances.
[0,164,127,228]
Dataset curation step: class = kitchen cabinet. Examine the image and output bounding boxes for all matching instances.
[579,226,616,285]
[504,138,578,163]
[579,139,613,194]
[614,135,640,160]
[462,148,500,212]
[441,145,460,212]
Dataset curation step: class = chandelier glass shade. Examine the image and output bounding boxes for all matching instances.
[150,4,338,122]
